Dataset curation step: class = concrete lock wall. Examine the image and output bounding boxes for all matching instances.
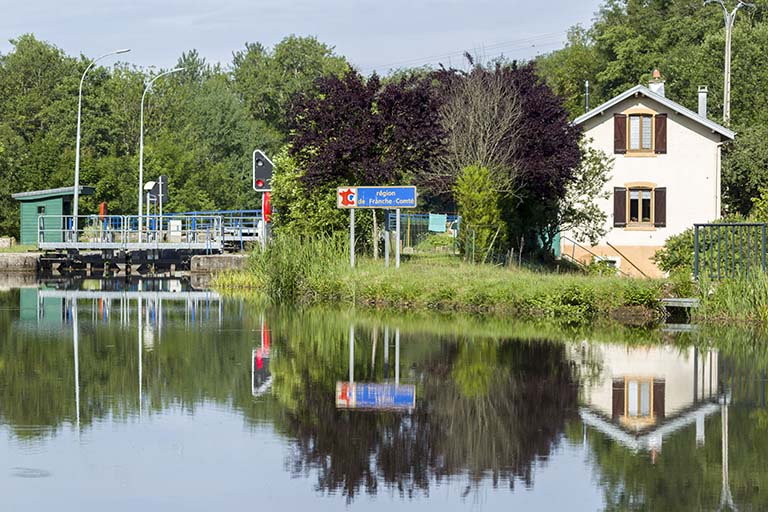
[190,254,249,274]
[0,253,40,273]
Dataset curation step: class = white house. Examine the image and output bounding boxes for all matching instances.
[570,343,720,453]
[561,72,735,277]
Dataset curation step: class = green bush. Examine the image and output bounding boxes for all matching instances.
[455,165,505,262]
[654,214,745,274]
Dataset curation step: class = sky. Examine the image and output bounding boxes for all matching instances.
[0,0,603,74]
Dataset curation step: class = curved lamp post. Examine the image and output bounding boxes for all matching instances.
[73,48,131,236]
[138,67,184,240]
[704,0,754,126]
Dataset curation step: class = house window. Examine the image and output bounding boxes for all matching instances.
[626,378,652,418]
[629,114,653,152]
[629,188,652,224]
[613,186,666,228]
[613,113,667,155]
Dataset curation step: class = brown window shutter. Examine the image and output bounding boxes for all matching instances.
[614,114,627,154]
[654,114,667,154]
[653,380,665,420]
[612,379,625,419]
[614,187,627,227]
[654,187,666,227]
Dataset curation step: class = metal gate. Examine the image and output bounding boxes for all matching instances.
[694,223,767,279]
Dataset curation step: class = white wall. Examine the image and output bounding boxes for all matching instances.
[565,96,723,248]
[578,344,719,420]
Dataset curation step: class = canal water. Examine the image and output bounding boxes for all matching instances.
[1,278,767,511]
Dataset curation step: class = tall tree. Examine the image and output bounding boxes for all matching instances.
[232,35,349,135]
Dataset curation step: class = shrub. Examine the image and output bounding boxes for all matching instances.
[455,164,505,262]
[654,214,745,274]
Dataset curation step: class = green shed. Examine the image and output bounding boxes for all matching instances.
[11,186,95,245]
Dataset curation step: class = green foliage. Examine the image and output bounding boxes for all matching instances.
[232,35,349,134]
[454,165,505,261]
[557,137,613,245]
[269,146,350,236]
[653,225,696,273]
[724,124,768,216]
[749,184,768,222]
[654,214,745,274]
[0,34,330,238]
[668,268,696,297]
[537,0,768,216]
[415,233,455,252]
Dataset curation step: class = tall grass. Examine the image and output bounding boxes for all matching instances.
[213,238,666,323]
[248,233,350,304]
[695,272,768,323]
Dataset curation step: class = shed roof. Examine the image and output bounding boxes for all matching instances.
[573,84,736,140]
[11,186,95,201]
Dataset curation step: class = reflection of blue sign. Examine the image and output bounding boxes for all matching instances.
[336,382,416,410]
[337,186,417,209]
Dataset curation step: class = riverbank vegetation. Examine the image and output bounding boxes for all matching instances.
[212,235,665,323]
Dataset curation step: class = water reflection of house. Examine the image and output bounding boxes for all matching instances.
[574,344,719,451]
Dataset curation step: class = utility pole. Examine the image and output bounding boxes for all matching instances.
[704,0,754,126]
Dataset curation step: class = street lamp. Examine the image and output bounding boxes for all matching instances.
[704,0,754,126]
[138,67,184,241]
[73,48,131,236]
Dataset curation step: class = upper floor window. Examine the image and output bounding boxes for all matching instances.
[614,112,667,155]
[629,114,653,152]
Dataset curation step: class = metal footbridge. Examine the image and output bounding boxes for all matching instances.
[37,210,262,253]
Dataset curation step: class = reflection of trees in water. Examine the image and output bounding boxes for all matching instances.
[276,335,579,500]
[582,406,768,511]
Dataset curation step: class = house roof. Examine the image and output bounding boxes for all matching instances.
[579,402,721,452]
[11,186,96,201]
[573,84,736,140]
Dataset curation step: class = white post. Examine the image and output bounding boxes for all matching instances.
[158,175,163,238]
[146,192,151,240]
[350,209,356,268]
[138,297,143,417]
[705,1,752,126]
[395,328,400,386]
[349,324,355,383]
[74,49,130,236]
[72,300,80,430]
[384,326,389,380]
[395,208,401,268]
[384,210,390,268]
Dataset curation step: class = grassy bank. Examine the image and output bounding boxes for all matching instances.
[213,235,665,323]
[0,244,36,253]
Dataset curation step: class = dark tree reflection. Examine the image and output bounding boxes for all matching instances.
[276,336,579,500]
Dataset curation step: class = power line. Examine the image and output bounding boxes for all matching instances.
[360,32,567,73]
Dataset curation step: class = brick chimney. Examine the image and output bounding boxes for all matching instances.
[649,69,665,97]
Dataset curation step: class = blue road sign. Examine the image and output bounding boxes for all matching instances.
[337,186,417,209]
[336,382,416,410]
